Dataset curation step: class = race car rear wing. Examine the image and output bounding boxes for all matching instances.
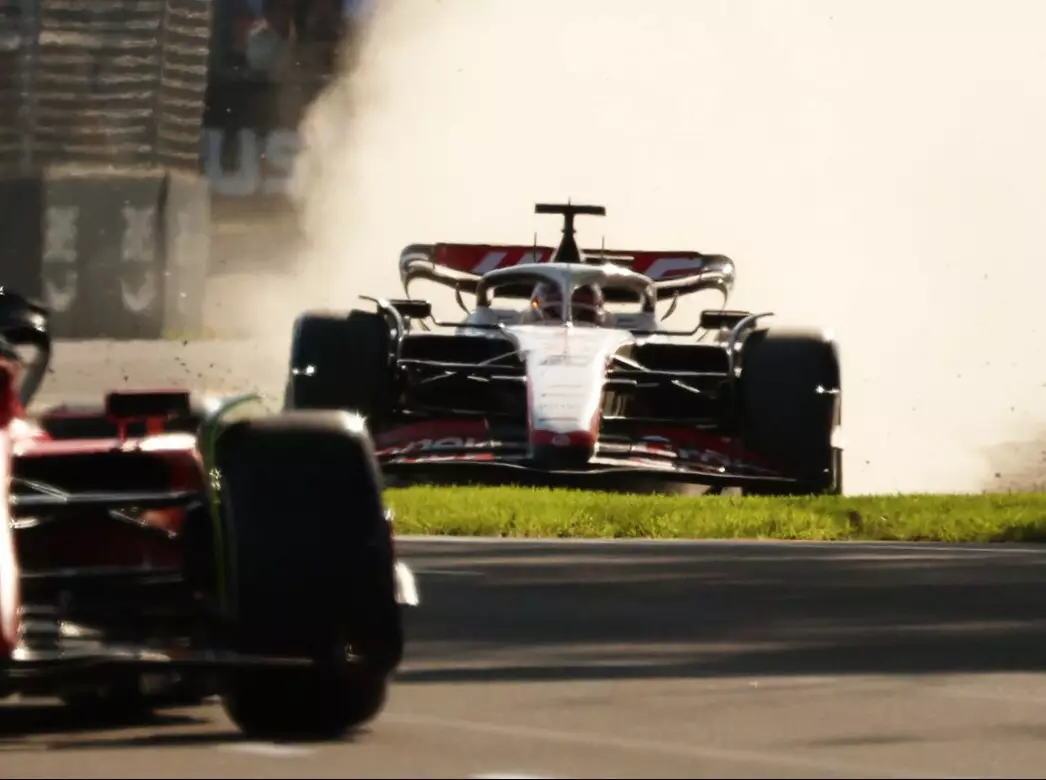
[399,244,737,304]
[105,389,194,440]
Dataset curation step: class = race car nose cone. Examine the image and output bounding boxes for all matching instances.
[530,429,596,469]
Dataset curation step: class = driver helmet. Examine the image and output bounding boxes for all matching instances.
[530,281,606,325]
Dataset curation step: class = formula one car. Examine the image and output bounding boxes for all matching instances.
[0,290,418,739]
[284,203,842,496]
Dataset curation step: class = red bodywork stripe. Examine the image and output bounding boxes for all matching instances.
[530,429,598,449]
[427,244,711,280]
[633,425,777,472]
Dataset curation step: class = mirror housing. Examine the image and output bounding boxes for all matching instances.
[387,299,433,320]
[699,309,753,331]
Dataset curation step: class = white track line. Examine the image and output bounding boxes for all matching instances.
[216,742,315,758]
[386,712,959,780]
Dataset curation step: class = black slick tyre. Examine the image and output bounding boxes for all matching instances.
[738,327,843,496]
[283,310,391,418]
[215,410,402,740]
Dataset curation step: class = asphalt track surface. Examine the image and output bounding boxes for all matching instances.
[5,341,1046,777]
[5,536,1046,779]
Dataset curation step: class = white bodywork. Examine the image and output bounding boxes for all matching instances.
[508,323,633,447]
[451,263,675,454]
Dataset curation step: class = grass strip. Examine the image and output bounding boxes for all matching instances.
[385,486,1046,542]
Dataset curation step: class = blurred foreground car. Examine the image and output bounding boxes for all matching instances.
[0,290,417,740]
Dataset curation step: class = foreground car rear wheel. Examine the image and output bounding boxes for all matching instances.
[738,327,842,496]
[214,411,403,740]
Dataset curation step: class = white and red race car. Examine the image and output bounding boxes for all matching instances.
[284,203,843,496]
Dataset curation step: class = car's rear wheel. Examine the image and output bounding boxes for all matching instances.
[215,411,402,740]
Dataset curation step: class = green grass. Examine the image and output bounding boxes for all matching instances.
[385,486,1046,543]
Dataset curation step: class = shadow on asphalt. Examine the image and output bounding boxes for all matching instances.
[2,725,369,753]
[0,700,372,751]
[4,541,1044,747]
[397,541,1046,683]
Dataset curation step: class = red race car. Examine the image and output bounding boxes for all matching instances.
[0,290,417,740]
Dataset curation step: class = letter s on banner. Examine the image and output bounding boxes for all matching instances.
[201,128,300,197]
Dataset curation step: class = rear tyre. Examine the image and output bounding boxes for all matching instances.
[283,310,391,418]
[215,411,402,740]
[738,327,842,496]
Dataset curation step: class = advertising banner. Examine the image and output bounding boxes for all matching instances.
[0,0,213,339]
[202,0,366,204]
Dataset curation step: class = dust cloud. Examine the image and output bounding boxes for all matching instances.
[248,0,1046,495]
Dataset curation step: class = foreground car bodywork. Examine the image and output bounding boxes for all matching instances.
[0,291,417,739]
[285,203,843,496]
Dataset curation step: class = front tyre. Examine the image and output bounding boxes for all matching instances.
[738,327,842,496]
[283,309,391,418]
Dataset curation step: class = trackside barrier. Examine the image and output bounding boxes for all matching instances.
[0,0,213,339]
[0,167,211,340]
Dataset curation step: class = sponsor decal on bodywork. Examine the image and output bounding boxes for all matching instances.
[386,452,503,465]
[382,437,508,457]
[375,420,525,461]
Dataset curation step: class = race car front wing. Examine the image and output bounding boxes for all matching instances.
[377,437,796,490]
